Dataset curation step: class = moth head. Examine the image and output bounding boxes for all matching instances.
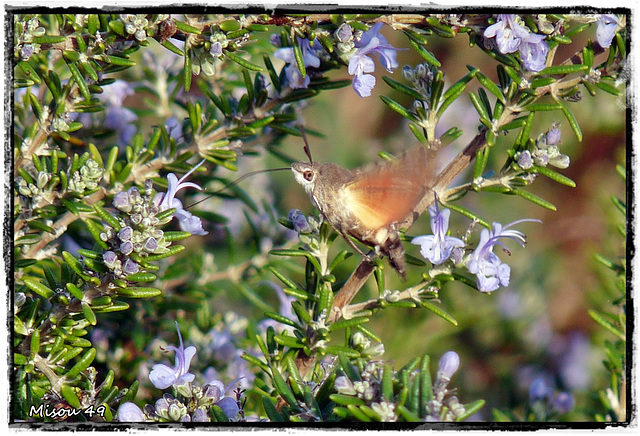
[291,162,318,194]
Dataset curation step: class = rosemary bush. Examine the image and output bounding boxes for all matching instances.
[11,11,628,426]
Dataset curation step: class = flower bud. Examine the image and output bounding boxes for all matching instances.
[546,127,561,145]
[145,236,158,252]
[118,226,133,242]
[120,240,133,256]
[335,23,353,43]
[438,351,460,379]
[123,258,139,275]
[103,251,118,269]
[117,402,146,422]
[334,376,356,395]
[113,191,132,212]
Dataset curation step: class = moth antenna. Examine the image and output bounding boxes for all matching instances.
[299,125,313,164]
[185,167,289,209]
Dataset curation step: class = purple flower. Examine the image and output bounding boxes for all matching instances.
[335,23,353,43]
[154,160,208,235]
[411,201,465,265]
[529,376,553,402]
[274,38,321,89]
[596,14,621,48]
[484,15,549,72]
[216,397,240,419]
[202,379,240,419]
[117,402,146,422]
[348,23,399,97]
[149,322,197,390]
[438,351,460,379]
[289,209,311,233]
[173,206,208,235]
[519,33,549,72]
[484,15,530,54]
[467,219,541,293]
[192,408,209,422]
[552,392,575,414]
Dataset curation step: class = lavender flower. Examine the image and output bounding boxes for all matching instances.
[149,322,197,390]
[411,201,465,265]
[466,219,541,293]
[596,14,621,48]
[529,376,552,402]
[552,392,575,414]
[519,32,549,72]
[484,14,531,54]
[154,160,208,235]
[274,38,321,89]
[202,379,240,419]
[484,15,549,72]
[288,209,311,233]
[348,23,399,97]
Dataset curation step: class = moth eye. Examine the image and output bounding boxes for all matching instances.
[303,171,314,181]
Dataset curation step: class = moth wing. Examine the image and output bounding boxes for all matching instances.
[341,147,432,230]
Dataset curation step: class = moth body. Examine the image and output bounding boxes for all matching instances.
[291,147,432,279]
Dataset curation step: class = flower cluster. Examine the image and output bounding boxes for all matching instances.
[14,15,45,61]
[66,158,104,195]
[402,63,437,101]
[101,185,168,278]
[334,361,398,421]
[334,351,464,421]
[412,199,540,293]
[117,323,242,422]
[101,162,207,278]
[483,14,549,72]
[529,376,575,416]
[273,22,399,97]
[342,22,400,97]
[515,124,570,170]
[424,351,466,421]
[119,14,152,42]
[209,31,229,58]
[16,171,52,205]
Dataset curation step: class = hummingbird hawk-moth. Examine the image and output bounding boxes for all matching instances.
[291,145,433,279]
